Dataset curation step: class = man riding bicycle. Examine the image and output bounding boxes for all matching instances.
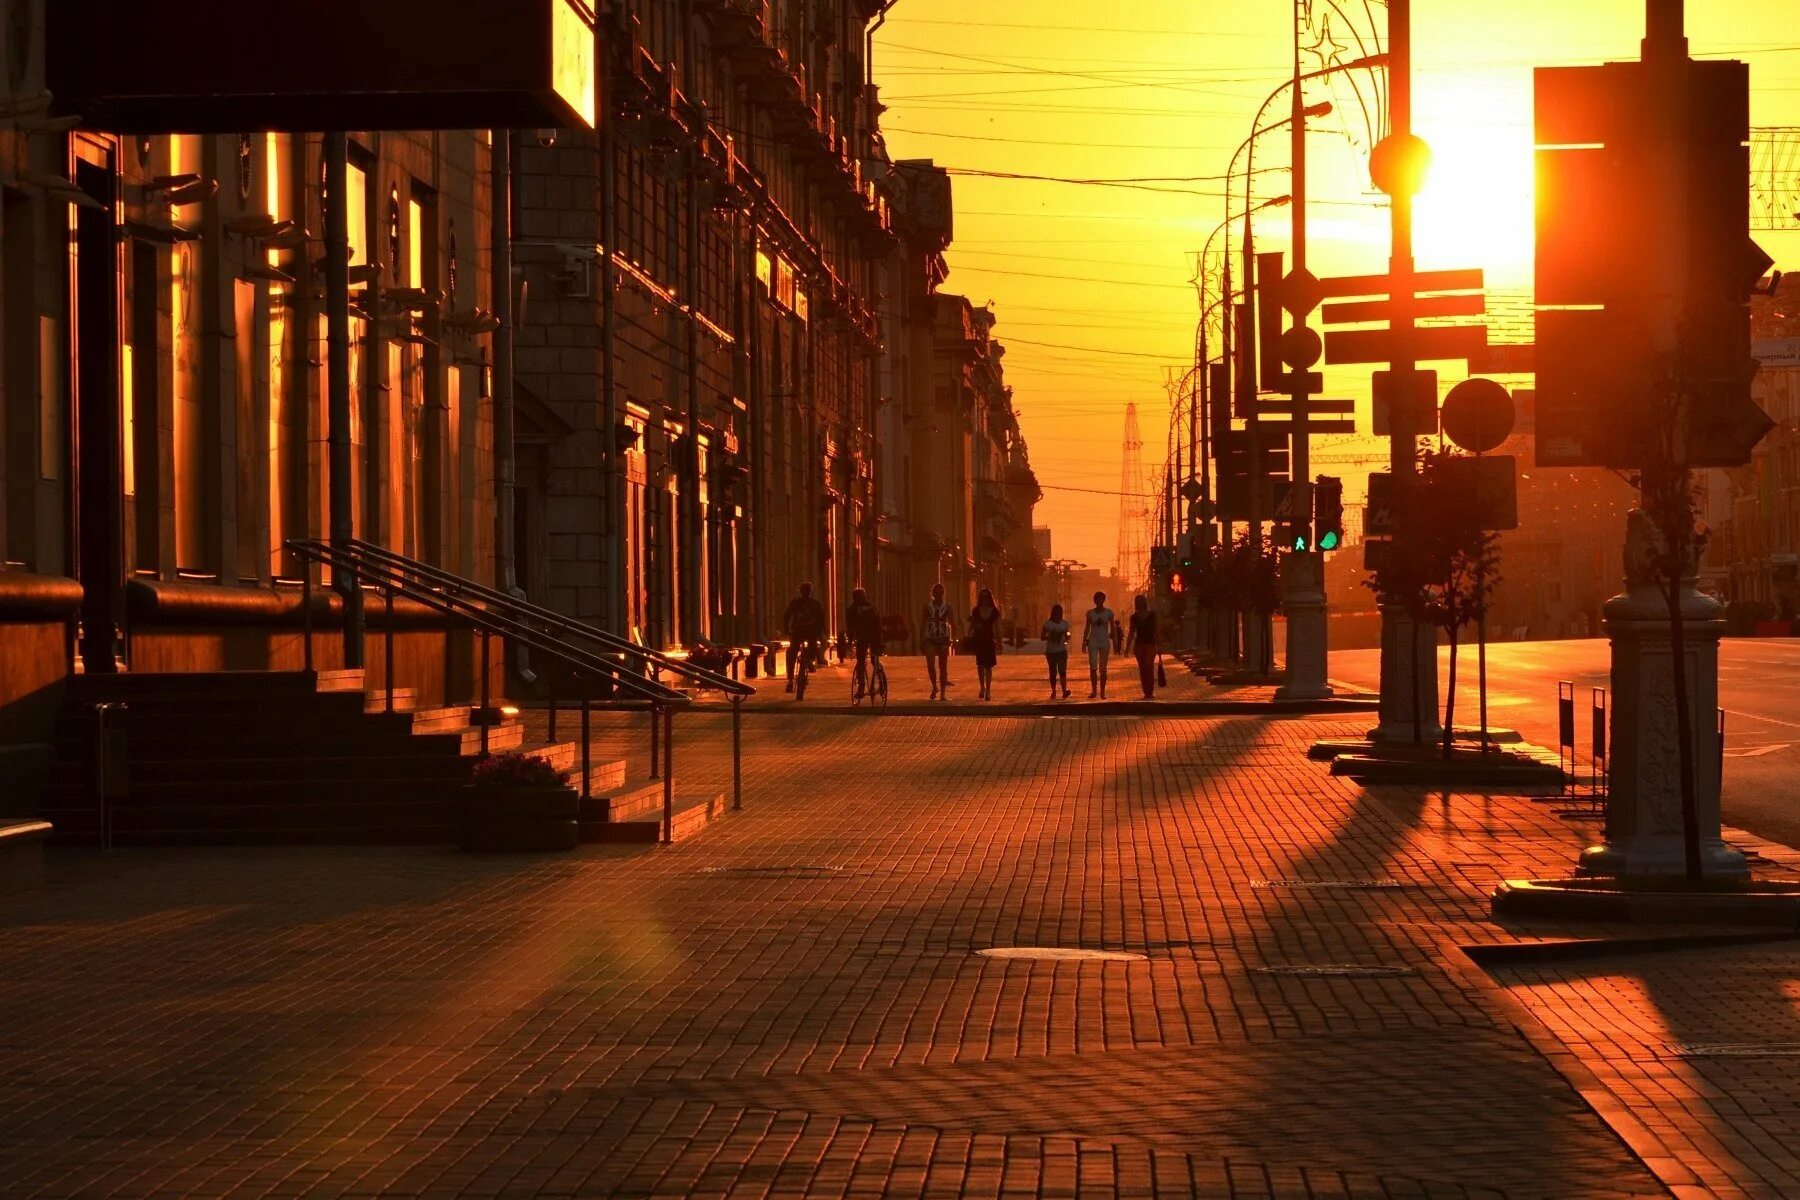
[782,581,827,694]
[845,587,884,699]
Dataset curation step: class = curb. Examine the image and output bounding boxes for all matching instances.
[1491,878,1800,929]
[690,697,1384,718]
[1461,929,1800,966]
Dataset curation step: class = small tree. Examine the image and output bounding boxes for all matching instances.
[1229,530,1282,675]
[1364,448,1503,756]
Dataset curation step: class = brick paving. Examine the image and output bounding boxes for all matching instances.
[5,708,1786,1197]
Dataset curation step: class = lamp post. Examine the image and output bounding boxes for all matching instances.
[1236,65,1378,673]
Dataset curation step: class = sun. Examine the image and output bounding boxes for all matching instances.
[1412,76,1537,285]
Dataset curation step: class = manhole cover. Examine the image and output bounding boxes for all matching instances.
[978,947,1148,963]
[1673,1043,1800,1058]
[1253,965,1417,978]
[1253,879,1420,891]
[701,865,843,878]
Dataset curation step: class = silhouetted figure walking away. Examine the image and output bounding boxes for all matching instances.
[1042,603,1072,699]
[967,588,1002,701]
[1125,594,1160,700]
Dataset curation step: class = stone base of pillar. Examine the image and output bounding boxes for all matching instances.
[1368,604,1441,745]
[1578,511,1747,881]
[1276,553,1331,700]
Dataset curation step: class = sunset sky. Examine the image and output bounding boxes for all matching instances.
[874,1,1800,574]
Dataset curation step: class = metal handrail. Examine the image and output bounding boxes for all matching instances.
[332,537,754,698]
[285,537,744,829]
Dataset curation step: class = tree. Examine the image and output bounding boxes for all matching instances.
[1228,530,1282,675]
[1364,448,1503,756]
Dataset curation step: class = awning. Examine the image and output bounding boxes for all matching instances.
[49,0,597,133]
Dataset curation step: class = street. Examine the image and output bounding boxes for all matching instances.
[1333,638,1800,851]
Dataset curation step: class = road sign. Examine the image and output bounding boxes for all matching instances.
[1278,325,1323,368]
[1326,324,1488,367]
[1372,369,1437,437]
[1270,370,1325,393]
[1256,397,1354,415]
[1440,378,1515,453]
[1319,292,1486,325]
[1441,454,1518,531]
[1316,267,1485,301]
[1366,472,1394,537]
[1280,267,1323,315]
[1471,342,1536,375]
[1370,132,1432,196]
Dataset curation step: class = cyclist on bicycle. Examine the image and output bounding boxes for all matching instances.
[846,587,884,699]
[782,582,826,694]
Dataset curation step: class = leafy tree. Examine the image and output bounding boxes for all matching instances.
[1364,448,1503,755]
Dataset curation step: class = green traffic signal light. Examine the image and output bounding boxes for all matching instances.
[1319,530,1340,551]
[1292,534,1308,552]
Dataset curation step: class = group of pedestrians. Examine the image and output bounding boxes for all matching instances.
[779,582,1164,703]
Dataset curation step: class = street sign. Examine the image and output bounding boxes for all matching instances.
[1257,398,1354,415]
[1472,342,1536,375]
[1372,369,1437,437]
[1440,378,1515,453]
[1281,267,1323,316]
[1441,454,1519,531]
[1278,326,1324,369]
[1326,324,1488,367]
[1370,132,1433,197]
[1319,292,1486,325]
[1366,472,1395,537]
[1316,267,1485,301]
[1271,370,1325,393]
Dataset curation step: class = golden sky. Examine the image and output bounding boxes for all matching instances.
[875,1,1800,575]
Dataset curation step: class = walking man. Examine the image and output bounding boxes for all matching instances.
[1081,591,1116,699]
[920,583,956,700]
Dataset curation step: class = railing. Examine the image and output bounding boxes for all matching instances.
[286,538,745,837]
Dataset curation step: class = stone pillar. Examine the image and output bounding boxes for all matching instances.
[1277,553,1331,699]
[1579,509,1747,880]
[1241,609,1265,674]
[1370,603,1441,744]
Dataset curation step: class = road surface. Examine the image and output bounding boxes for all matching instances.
[1332,638,1800,851]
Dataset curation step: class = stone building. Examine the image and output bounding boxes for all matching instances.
[513,0,900,652]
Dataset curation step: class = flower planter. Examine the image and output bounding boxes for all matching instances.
[460,784,579,852]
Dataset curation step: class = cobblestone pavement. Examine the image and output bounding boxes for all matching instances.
[5,709,1787,1198]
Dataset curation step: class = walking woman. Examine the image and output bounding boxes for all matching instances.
[967,588,1003,701]
[1041,603,1072,700]
[1123,594,1160,700]
[920,583,956,700]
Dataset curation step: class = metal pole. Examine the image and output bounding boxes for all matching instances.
[384,587,394,712]
[302,566,313,673]
[661,706,675,844]
[323,133,363,669]
[649,700,661,779]
[479,630,491,756]
[731,693,743,812]
[580,682,591,801]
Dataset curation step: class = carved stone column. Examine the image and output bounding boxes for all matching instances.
[1579,509,1748,880]
[1277,553,1331,699]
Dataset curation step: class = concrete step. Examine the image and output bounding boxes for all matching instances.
[364,688,419,713]
[528,743,629,795]
[406,706,475,734]
[581,790,728,844]
[46,753,474,787]
[578,781,665,825]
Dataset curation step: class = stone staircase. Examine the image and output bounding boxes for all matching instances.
[40,669,725,847]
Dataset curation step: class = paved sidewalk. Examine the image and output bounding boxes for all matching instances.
[2,711,1793,1197]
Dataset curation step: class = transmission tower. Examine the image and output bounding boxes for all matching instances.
[1114,403,1152,594]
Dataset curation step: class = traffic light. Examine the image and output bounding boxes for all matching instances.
[1534,56,1772,468]
[1313,476,1345,552]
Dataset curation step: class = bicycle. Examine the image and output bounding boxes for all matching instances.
[792,638,817,701]
[851,651,889,709]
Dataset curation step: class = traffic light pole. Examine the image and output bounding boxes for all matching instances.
[1579,0,1747,881]
[1370,0,1442,744]
[1276,0,1331,700]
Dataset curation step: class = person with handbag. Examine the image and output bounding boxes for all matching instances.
[967,588,1003,701]
[1124,594,1161,701]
